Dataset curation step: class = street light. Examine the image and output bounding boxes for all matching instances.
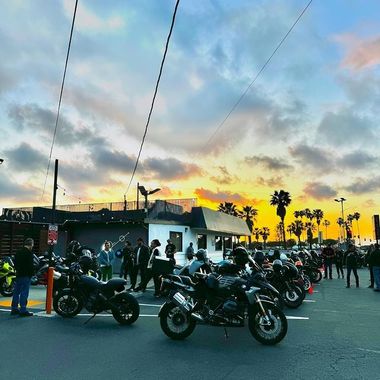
[334,197,346,241]
[138,185,161,210]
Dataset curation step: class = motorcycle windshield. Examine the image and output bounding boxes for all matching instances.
[188,261,204,275]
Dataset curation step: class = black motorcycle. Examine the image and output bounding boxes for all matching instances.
[53,263,139,325]
[158,261,287,345]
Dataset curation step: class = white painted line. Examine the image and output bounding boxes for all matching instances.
[357,348,380,355]
[303,300,316,303]
[139,303,162,308]
[285,316,309,320]
[312,290,320,293]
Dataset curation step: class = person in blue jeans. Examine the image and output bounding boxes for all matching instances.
[370,244,380,292]
[11,238,35,317]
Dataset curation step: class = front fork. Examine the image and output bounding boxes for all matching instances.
[255,294,272,325]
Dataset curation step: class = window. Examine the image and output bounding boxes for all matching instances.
[197,234,207,249]
[169,231,183,252]
[224,237,232,250]
[215,236,222,251]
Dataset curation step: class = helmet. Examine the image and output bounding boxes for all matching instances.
[233,246,249,267]
[272,259,283,272]
[280,253,288,261]
[195,249,207,261]
[253,251,265,266]
[218,260,240,275]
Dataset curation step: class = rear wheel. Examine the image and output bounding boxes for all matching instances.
[53,289,82,317]
[302,275,311,291]
[0,278,14,297]
[111,293,140,325]
[160,302,196,340]
[281,285,303,308]
[249,303,288,345]
[310,270,322,283]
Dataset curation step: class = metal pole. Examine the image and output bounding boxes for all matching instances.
[136,182,139,210]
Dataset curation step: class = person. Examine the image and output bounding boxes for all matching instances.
[370,243,380,292]
[98,241,115,281]
[119,241,134,283]
[335,247,344,279]
[185,242,194,262]
[366,245,375,288]
[345,244,359,288]
[130,238,150,292]
[322,243,335,279]
[165,239,177,264]
[11,238,35,317]
[139,239,162,296]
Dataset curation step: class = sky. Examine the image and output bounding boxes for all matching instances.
[0,0,380,242]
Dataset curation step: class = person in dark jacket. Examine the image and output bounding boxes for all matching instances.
[130,238,150,292]
[139,239,162,296]
[366,245,375,288]
[322,244,335,279]
[370,244,380,292]
[345,244,359,288]
[119,241,134,282]
[335,247,344,279]
[11,238,35,317]
[165,239,177,265]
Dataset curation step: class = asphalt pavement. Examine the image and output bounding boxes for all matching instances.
[0,269,379,380]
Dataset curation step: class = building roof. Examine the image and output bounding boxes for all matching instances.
[190,207,251,236]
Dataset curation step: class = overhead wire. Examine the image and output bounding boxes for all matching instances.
[203,0,313,149]
[124,0,181,197]
[40,0,79,203]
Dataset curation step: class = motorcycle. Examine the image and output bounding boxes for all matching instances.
[158,260,287,345]
[0,256,16,297]
[53,263,139,325]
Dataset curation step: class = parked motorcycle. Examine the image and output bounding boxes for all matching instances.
[158,260,287,345]
[53,263,139,325]
[0,256,16,296]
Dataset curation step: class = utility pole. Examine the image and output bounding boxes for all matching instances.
[136,182,139,210]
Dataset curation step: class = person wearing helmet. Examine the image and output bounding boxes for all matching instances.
[232,245,252,269]
[253,251,265,267]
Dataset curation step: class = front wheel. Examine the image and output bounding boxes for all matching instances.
[111,293,140,325]
[249,303,288,345]
[0,278,14,297]
[160,302,196,340]
[281,285,303,309]
[53,289,83,317]
[310,269,322,283]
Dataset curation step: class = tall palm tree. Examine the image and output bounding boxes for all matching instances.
[290,220,304,247]
[275,222,284,242]
[270,190,292,248]
[218,202,239,216]
[323,219,330,240]
[313,209,324,244]
[238,206,258,245]
[286,224,293,240]
[353,212,361,245]
[294,210,305,219]
[337,217,344,241]
[304,208,314,221]
[260,227,270,249]
[252,227,261,243]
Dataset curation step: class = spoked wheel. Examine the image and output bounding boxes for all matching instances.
[281,285,303,308]
[249,303,288,345]
[310,270,322,283]
[112,293,140,325]
[0,278,14,297]
[160,302,196,340]
[53,289,82,317]
[302,276,312,291]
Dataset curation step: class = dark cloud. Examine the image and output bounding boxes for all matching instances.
[317,109,376,146]
[256,176,284,188]
[91,148,135,175]
[194,188,261,206]
[245,156,293,171]
[142,157,203,181]
[210,166,237,185]
[289,144,331,172]
[338,151,378,169]
[0,176,39,201]
[4,143,46,172]
[303,182,338,200]
[343,176,380,195]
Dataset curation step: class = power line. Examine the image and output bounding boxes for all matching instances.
[203,0,313,149]
[57,184,82,203]
[124,0,181,197]
[40,0,79,203]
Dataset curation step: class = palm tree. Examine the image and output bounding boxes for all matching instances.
[286,224,293,240]
[304,208,314,221]
[323,219,330,240]
[252,227,261,243]
[353,212,361,245]
[337,217,344,241]
[313,209,324,245]
[294,210,305,219]
[290,220,304,247]
[275,222,284,242]
[218,202,239,216]
[238,206,258,245]
[305,221,316,249]
[270,190,292,248]
[260,227,270,249]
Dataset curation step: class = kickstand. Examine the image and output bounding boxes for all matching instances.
[84,313,97,325]
[224,327,229,339]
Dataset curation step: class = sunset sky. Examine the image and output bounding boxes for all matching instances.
[0,0,379,242]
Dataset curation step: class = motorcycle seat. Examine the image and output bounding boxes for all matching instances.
[167,274,195,286]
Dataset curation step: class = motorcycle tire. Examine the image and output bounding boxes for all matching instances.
[111,293,140,325]
[160,302,196,340]
[310,270,322,283]
[249,303,288,345]
[281,285,303,309]
[53,289,83,318]
[302,276,312,291]
[0,278,14,297]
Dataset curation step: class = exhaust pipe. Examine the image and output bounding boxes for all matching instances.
[172,292,193,313]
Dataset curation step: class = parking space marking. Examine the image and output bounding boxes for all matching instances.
[303,300,316,303]
[357,348,380,355]
[139,303,162,307]
[285,316,309,320]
